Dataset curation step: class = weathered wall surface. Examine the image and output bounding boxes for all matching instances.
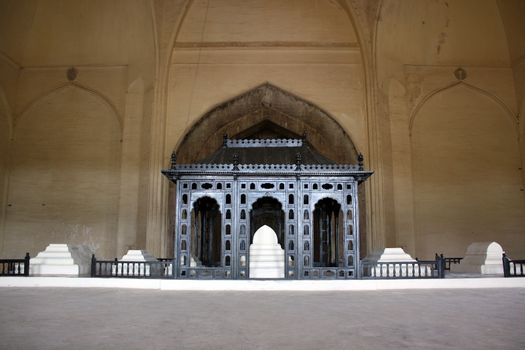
[0,0,155,258]
[497,0,525,187]
[3,86,121,258]
[376,0,525,258]
[412,83,524,258]
[166,0,365,161]
[0,87,10,254]
[0,0,524,260]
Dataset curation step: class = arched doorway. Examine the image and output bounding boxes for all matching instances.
[174,83,359,164]
[250,197,285,249]
[249,225,285,279]
[190,197,222,267]
[249,197,286,279]
[313,198,344,267]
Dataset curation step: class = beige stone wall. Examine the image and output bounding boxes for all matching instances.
[377,0,525,258]
[497,0,525,189]
[166,0,364,159]
[3,86,121,258]
[166,48,365,158]
[0,0,155,258]
[0,86,11,255]
[0,0,524,261]
[412,83,524,258]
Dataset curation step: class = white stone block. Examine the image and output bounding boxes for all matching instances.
[363,248,431,277]
[249,225,285,278]
[30,244,91,276]
[115,250,161,277]
[450,242,503,275]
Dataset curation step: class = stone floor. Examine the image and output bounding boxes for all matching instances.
[1,288,524,350]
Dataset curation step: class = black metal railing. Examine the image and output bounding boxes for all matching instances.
[90,255,174,278]
[361,255,445,279]
[0,253,30,276]
[443,257,463,270]
[302,268,355,279]
[179,267,232,279]
[502,253,525,277]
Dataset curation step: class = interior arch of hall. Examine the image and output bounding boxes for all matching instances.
[168,83,366,259]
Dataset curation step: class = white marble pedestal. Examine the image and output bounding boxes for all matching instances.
[363,248,430,277]
[115,250,160,277]
[450,242,504,275]
[30,244,91,276]
[249,225,285,279]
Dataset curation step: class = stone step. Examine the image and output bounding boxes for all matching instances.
[250,263,285,269]
[250,259,284,267]
[31,258,76,265]
[32,251,76,259]
[249,250,284,256]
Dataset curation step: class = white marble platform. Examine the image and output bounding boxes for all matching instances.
[30,244,91,276]
[451,242,504,275]
[115,250,160,277]
[363,248,431,277]
[1,276,524,291]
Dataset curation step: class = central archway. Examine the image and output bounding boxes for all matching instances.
[165,84,369,277]
[250,197,285,249]
[174,83,359,164]
[167,83,366,258]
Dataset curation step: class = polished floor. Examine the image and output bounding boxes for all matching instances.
[1,287,524,350]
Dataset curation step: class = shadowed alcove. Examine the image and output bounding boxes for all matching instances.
[175,83,359,164]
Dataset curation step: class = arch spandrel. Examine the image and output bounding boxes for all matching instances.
[16,83,122,132]
[409,81,518,136]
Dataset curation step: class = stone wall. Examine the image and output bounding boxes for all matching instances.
[0,0,524,260]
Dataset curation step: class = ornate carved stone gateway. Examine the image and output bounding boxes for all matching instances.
[162,137,372,279]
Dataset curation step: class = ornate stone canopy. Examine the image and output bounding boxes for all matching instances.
[162,137,372,279]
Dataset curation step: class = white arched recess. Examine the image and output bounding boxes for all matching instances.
[2,85,121,258]
[411,84,525,258]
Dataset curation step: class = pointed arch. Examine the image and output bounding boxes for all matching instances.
[410,80,525,258]
[174,82,360,165]
[17,82,122,131]
[409,81,518,136]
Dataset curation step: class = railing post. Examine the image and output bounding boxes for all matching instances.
[502,253,510,278]
[91,254,96,277]
[24,252,30,276]
[435,254,444,278]
[440,254,445,278]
